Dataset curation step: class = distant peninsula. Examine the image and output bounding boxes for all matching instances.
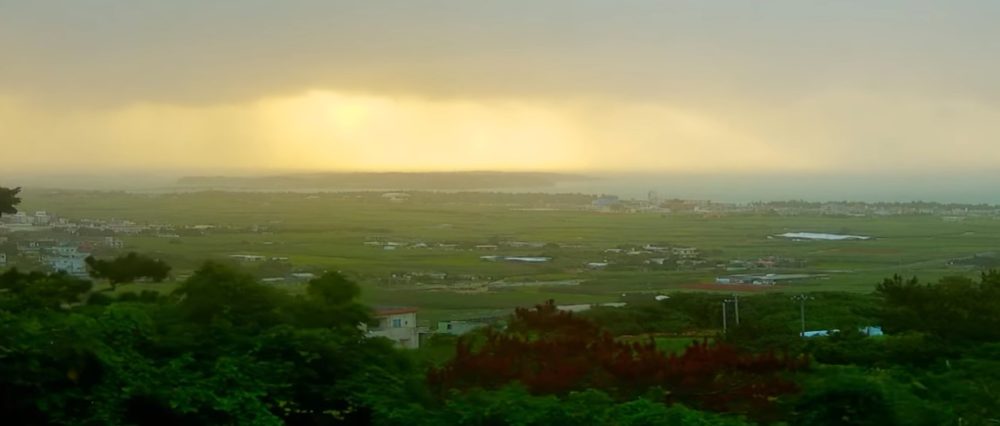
[176,171,593,191]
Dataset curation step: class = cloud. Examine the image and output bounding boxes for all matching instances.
[1,1,999,107]
[2,1,1000,176]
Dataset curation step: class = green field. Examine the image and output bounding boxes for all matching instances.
[13,190,999,324]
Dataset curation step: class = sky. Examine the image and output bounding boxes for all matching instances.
[2,1,1000,178]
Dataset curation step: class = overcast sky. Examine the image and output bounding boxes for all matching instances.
[2,1,999,175]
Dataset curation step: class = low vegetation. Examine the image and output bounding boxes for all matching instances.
[1,256,997,424]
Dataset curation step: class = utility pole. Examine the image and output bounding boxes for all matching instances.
[732,293,740,326]
[721,301,728,334]
[791,294,813,337]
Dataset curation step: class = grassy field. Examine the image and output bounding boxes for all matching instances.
[14,190,1000,324]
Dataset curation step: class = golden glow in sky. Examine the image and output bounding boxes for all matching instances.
[0,90,834,173]
[2,2,1000,176]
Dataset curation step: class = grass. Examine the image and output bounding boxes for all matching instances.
[15,190,1000,323]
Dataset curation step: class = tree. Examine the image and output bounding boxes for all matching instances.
[85,252,171,291]
[876,272,1000,342]
[0,186,20,216]
[0,268,93,310]
[295,271,371,330]
[172,261,286,326]
[428,300,807,421]
[418,385,755,426]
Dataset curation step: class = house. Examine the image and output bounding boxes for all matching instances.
[800,330,838,338]
[366,306,420,349]
[229,254,267,262]
[104,237,125,249]
[506,241,546,248]
[33,211,51,226]
[591,196,620,209]
[557,302,628,313]
[381,192,410,202]
[859,326,884,336]
[801,326,884,338]
[482,255,551,263]
[505,256,551,263]
[49,245,82,257]
[10,212,32,225]
[716,273,818,286]
[556,304,594,313]
[46,251,89,278]
[671,247,699,258]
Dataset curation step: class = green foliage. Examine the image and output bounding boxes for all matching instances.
[173,261,288,326]
[791,370,898,425]
[85,252,171,290]
[877,271,1000,342]
[0,186,21,216]
[410,385,753,426]
[2,252,998,425]
[0,261,422,425]
[904,344,1000,426]
[582,303,692,335]
[0,268,93,310]
[789,367,953,426]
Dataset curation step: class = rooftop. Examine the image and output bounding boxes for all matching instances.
[373,306,419,316]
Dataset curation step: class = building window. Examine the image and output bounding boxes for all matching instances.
[392,318,402,328]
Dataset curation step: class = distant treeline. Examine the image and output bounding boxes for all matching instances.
[747,199,1000,211]
[177,172,593,191]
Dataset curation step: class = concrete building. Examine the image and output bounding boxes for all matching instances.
[229,254,267,262]
[104,237,125,249]
[591,195,620,210]
[33,211,51,226]
[49,245,82,257]
[715,273,821,286]
[367,306,420,349]
[47,253,89,278]
[557,302,628,313]
[671,247,699,258]
[436,319,491,336]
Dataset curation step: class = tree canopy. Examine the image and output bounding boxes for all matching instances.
[0,186,21,216]
[1,253,997,424]
[85,252,171,290]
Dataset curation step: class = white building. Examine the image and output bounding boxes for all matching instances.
[0,252,6,266]
[437,319,491,336]
[49,245,82,257]
[229,254,267,262]
[47,254,89,278]
[366,307,420,349]
[33,211,51,226]
[104,237,125,249]
[672,247,699,258]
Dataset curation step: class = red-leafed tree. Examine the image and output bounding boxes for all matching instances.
[428,300,807,420]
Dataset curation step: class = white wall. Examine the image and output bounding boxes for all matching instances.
[368,312,419,349]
